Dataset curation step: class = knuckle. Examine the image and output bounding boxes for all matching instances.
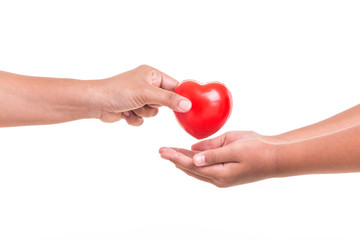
[163,90,178,105]
[136,65,159,83]
[137,64,151,71]
[149,70,162,86]
[138,65,158,77]
[166,92,178,103]
[210,152,220,164]
[148,69,158,77]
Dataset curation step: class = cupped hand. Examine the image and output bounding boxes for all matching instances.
[159,131,279,187]
[92,65,191,125]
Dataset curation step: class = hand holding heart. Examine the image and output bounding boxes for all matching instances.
[92,65,192,125]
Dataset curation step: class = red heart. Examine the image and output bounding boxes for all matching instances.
[174,80,232,139]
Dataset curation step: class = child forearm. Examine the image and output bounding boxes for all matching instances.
[275,104,360,142]
[276,125,360,177]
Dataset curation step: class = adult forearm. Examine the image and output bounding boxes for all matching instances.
[275,104,360,142]
[0,65,191,127]
[0,71,99,127]
[275,125,360,177]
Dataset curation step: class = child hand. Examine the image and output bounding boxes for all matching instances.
[159,131,278,187]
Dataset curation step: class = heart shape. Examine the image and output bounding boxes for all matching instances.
[174,80,232,139]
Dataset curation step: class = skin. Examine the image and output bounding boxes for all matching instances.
[160,104,360,187]
[0,65,191,127]
[2,66,359,188]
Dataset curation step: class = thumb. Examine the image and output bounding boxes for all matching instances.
[148,87,192,112]
[193,146,232,167]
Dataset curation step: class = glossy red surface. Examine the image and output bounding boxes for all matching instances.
[174,80,232,139]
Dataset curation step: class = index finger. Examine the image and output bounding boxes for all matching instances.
[159,71,179,91]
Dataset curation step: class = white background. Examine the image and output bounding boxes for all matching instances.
[1,0,360,239]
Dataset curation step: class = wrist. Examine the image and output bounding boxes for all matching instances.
[53,79,103,120]
[240,139,281,179]
[272,141,307,178]
[255,140,294,179]
[263,141,282,179]
[77,79,105,119]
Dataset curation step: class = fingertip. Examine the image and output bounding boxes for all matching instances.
[191,143,199,150]
[193,154,206,166]
[177,99,192,112]
[159,147,176,160]
[159,147,168,154]
[191,141,206,151]
[152,108,159,117]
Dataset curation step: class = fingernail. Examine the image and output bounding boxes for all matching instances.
[194,154,205,166]
[178,99,191,111]
[123,111,130,117]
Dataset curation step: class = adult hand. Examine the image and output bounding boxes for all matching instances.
[159,131,278,187]
[0,65,189,127]
[92,65,191,125]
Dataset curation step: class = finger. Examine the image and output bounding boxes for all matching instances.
[148,104,161,108]
[123,111,144,126]
[191,134,227,151]
[146,67,179,91]
[175,165,215,185]
[159,72,179,91]
[143,67,191,112]
[169,147,198,158]
[159,147,196,170]
[132,106,159,118]
[146,86,191,113]
[159,147,219,177]
[193,145,236,167]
